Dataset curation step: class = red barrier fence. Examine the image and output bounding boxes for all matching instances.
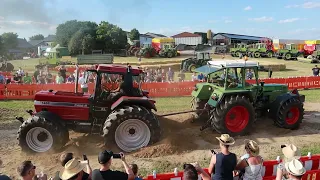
[1,76,320,100]
[143,154,320,180]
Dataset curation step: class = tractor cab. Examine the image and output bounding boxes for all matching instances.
[180,51,212,72]
[285,44,298,50]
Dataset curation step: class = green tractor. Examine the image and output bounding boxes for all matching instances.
[191,60,305,136]
[137,45,157,58]
[230,43,248,57]
[159,44,178,58]
[247,43,274,58]
[311,45,320,63]
[275,44,303,60]
[181,52,212,72]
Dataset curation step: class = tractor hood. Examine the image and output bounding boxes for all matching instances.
[34,90,90,104]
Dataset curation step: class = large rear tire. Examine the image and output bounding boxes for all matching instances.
[274,98,304,130]
[17,116,64,153]
[211,95,255,136]
[103,106,161,152]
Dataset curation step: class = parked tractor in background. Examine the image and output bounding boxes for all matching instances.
[191,60,305,136]
[230,43,248,57]
[136,46,157,58]
[158,44,178,58]
[275,44,303,60]
[181,52,212,72]
[16,64,161,153]
[247,43,274,58]
[0,56,14,72]
[311,45,320,63]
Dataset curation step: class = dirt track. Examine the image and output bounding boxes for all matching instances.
[0,103,320,178]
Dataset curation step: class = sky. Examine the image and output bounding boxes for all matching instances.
[0,0,320,40]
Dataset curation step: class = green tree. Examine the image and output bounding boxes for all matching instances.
[56,20,98,47]
[0,36,4,55]
[1,32,18,49]
[96,21,127,52]
[68,30,84,55]
[129,28,140,41]
[81,34,95,55]
[29,34,44,41]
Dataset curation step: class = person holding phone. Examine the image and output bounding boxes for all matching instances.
[91,151,134,180]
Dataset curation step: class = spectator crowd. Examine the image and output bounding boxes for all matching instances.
[0,134,307,180]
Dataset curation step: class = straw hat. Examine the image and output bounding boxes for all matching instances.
[244,139,260,156]
[282,144,301,162]
[59,158,87,180]
[216,134,235,145]
[284,159,306,176]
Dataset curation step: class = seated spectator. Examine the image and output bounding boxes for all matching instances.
[183,163,210,180]
[17,67,25,77]
[235,140,263,180]
[177,70,185,82]
[0,159,11,179]
[197,73,204,81]
[191,72,197,82]
[208,134,237,180]
[54,152,92,180]
[276,159,306,180]
[23,73,32,84]
[56,72,64,84]
[92,151,134,180]
[59,158,88,180]
[0,73,5,84]
[13,73,21,83]
[67,74,75,83]
[45,71,53,84]
[276,144,301,180]
[17,160,47,180]
[312,65,319,76]
[130,164,142,180]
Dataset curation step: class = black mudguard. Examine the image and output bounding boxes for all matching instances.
[111,96,157,111]
[268,93,300,119]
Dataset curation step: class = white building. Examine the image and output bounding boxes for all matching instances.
[172,32,202,46]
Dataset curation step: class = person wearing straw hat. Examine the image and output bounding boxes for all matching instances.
[235,139,263,180]
[276,159,306,180]
[276,144,301,180]
[208,134,237,180]
[59,158,88,180]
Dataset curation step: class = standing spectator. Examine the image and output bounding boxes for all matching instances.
[183,163,210,180]
[276,144,301,180]
[37,71,46,84]
[167,67,174,82]
[276,159,306,180]
[17,67,25,77]
[161,69,167,82]
[0,73,5,84]
[155,69,162,82]
[130,164,142,180]
[46,71,53,84]
[59,158,88,180]
[191,72,197,82]
[17,161,47,180]
[235,140,263,180]
[56,72,64,84]
[246,69,254,80]
[54,152,92,180]
[59,65,67,83]
[177,70,185,82]
[78,72,88,93]
[208,134,237,180]
[312,65,319,76]
[23,72,33,84]
[33,67,40,83]
[92,151,134,180]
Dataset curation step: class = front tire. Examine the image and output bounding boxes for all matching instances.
[211,95,255,136]
[274,98,304,130]
[103,106,161,152]
[17,116,63,153]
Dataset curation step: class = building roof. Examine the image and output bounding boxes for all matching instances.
[172,32,201,38]
[207,60,259,68]
[145,32,167,38]
[140,34,153,38]
[28,40,44,46]
[43,35,56,42]
[214,33,266,41]
[17,38,33,49]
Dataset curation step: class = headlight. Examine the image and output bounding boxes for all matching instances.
[208,87,212,91]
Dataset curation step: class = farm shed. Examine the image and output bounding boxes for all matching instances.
[212,33,266,46]
[139,34,153,47]
[172,32,202,46]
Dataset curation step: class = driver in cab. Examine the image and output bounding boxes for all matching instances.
[220,69,238,88]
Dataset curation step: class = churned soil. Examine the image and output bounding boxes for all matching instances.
[0,103,320,178]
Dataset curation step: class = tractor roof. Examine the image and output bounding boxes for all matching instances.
[95,64,142,74]
[207,60,259,68]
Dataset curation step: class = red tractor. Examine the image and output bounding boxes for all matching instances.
[16,64,161,153]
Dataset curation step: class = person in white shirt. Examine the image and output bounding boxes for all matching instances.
[78,72,88,93]
[191,72,197,82]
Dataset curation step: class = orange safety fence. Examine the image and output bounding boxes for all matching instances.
[1,76,320,100]
[143,154,320,180]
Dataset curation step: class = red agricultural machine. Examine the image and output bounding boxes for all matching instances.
[16,64,161,153]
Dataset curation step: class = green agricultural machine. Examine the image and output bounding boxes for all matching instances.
[230,43,248,57]
[137,46,157,58]
[181,52,212,72]
[275,44,303,60]
[191,60,305,136]
[247,43,274,58]
[311,45,320,63]
[158,44,178,58]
